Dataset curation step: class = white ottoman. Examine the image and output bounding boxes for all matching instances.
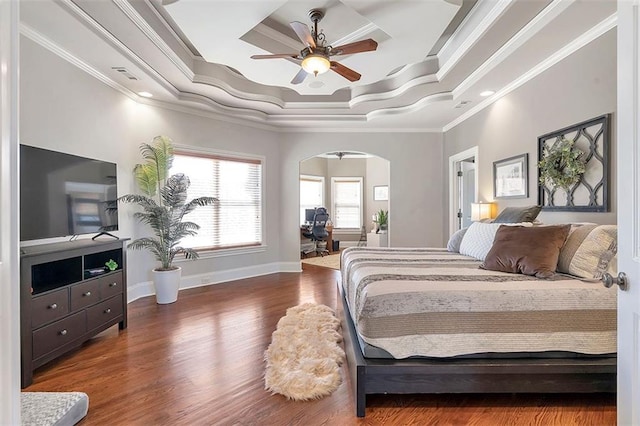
[21,392,89,426]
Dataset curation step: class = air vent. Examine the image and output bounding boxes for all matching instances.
[454,100,471,109]
[111,67,139,81]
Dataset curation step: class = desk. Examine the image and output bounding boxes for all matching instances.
[301,226,333,254]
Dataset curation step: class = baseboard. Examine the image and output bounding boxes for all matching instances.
[337,240,359,248]
[127,261,302,303]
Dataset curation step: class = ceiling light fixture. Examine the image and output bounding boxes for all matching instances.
[480,90,495,97]
[301,53,330,76]
[138,91,153,98]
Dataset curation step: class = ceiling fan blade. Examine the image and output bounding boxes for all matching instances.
[291,68,308,85]
[290,21,316,48]
[251,53,299,59]
[330,61,361,82]
[330,39,378,56]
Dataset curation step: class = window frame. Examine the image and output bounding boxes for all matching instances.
[171,145,266,256]
[330,176,363,231]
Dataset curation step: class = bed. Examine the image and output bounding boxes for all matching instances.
[338,244,617,417]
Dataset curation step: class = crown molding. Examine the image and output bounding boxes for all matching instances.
[452,0,574,99]
[437,0,515,81]
[20,23,134,99]
[443,14,617,132]
[113,0,195,80]
[57,0,179,97]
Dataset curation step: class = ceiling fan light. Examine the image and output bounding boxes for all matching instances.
[301,54,330,76]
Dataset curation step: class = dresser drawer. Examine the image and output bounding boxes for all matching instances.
[31,289,69,329]
[98,271,123,299]
[87,294,123,332]
[32,311,86,359]
[70,279,100,311]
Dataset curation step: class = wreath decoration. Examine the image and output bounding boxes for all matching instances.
[538,137,586,190]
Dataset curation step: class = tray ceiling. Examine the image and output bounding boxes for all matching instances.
[19,0,617,131]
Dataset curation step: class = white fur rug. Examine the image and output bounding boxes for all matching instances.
[264,303,345,400]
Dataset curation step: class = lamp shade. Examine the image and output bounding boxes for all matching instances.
[301,54,330,76]
[471,202,496,222]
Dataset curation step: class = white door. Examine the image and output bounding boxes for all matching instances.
[460,161,476,229]
[448,147,478,235]
[616,3,640,424]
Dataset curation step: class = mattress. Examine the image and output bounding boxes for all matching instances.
[340,247,617,359]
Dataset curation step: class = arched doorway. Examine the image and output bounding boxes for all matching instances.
[299,151,390,255]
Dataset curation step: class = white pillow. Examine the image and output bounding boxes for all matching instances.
[459,222,533,261]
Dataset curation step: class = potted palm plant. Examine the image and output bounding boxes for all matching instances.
[376,209,388,233]
[118,136,217,304]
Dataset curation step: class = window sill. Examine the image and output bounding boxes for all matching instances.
[173,244,267,262]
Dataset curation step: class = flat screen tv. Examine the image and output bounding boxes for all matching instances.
[20,145,118,241]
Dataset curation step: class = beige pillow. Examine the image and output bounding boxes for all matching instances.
[481,224,571,278]
[557,224,617,279]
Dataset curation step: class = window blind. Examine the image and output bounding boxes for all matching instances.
[332,178,362,229]
[299,176,324,225]
[172,152,263,250]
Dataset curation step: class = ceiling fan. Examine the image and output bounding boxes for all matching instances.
[250,9,378,85]
[326,151,366,160]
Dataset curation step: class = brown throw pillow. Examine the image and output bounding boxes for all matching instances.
[481,224,571,278]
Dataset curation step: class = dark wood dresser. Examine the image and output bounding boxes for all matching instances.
[20,238,128,387]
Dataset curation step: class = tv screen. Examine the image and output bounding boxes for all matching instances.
[20,145,118,241]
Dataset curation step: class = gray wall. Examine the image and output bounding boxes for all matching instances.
[20,36,444,291]
[282,132,444,263]
[20,37,282,288]
[443,29,617,242]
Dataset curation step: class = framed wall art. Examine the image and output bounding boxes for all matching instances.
[373,185,388,201]
[537,114,610,212]
[493,153,529,199]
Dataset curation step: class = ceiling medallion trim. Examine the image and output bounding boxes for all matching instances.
[444,14,617,132]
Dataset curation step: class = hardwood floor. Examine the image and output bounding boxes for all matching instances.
[26,264,616,425]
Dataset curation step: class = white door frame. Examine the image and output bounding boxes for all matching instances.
[448,146,479,236]
[616,2,639,424]
[0,0,22,423]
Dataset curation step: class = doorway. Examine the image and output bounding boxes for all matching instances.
[299,152,390,249]
[448,147,478,235]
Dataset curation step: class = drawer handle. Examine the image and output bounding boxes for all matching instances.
[48,303,58,310]
[109,282,117,287]
[104,308,111,314]
[83,291,92,297]
[59,329,68,336]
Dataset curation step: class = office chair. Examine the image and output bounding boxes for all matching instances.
[302,207,330,256]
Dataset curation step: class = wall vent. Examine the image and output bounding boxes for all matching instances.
[111,67,139,81]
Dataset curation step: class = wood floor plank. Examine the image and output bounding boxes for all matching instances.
[25,264,616,425]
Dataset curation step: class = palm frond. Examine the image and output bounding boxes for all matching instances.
[134,164,158,197]
[118,194,157,208]
[161,174,189,208]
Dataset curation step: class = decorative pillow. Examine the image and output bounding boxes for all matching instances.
[557,224,617,279]
[447,228,468,252]
[493,205,542,223]
[481,224,571,278]
[458,222,532,261]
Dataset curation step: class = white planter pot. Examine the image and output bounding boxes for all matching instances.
[153,267,181,304]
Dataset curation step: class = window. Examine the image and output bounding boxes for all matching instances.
[331,177,363,229]
[170,150,263,250]
[299,175,324,225]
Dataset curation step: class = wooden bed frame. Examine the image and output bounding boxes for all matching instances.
[337,281,616,417]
